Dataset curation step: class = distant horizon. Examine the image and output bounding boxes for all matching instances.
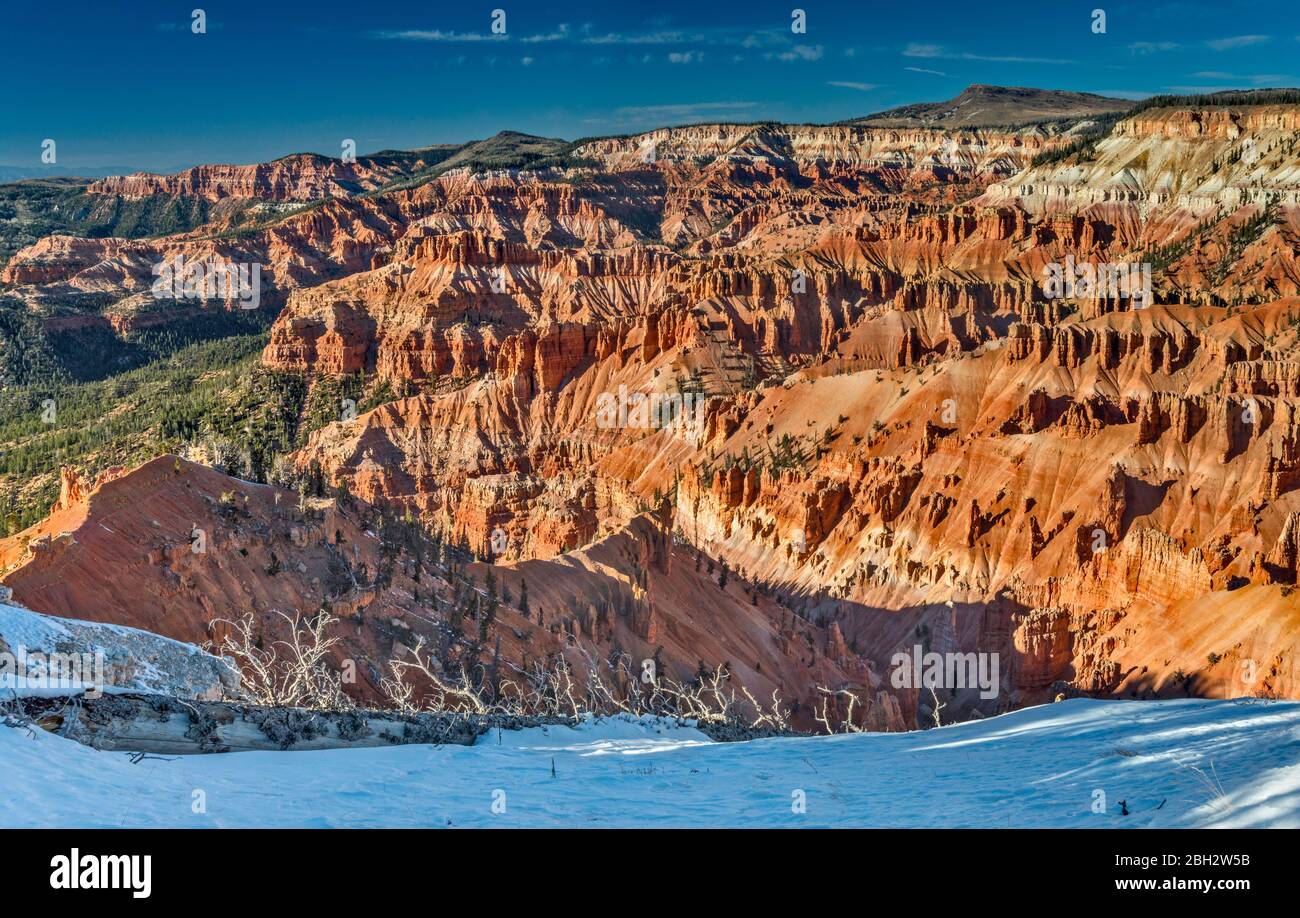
[0,81,1150,178]
[8,80,1300,181]
[6,0,1300,171]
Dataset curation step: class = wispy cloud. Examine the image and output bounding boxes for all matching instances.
[587,100,764,128]
[1087,90,1155,100]
[611,102,759,118]
[828,81,880,91]
[902,42,1071,65]
[1165,85,1252,92]
[1206,34,1270,51]
[519,24,574,44]
[373,20,830,62]
[1129,35,1273,55]
[584,30,702,45]
[374,23,699,45]
[772,44,823,62]
[905,66,947,76]
[740,29,797,50]
[1128,41,1180,54]
[372,29,506,42]
[1191,70,1294,84]
[903,43,944,58]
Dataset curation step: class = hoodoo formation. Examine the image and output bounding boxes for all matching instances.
[4,89,1300,728]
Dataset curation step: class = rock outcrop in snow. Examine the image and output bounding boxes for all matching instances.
[0,599,239,700]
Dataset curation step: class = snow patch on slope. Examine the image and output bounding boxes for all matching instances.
[0,600,239,700]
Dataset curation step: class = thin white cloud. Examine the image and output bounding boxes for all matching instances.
[375,21,827,59]
[741,30,794,49]
[1131,35,1275,54]
[520,24,572,44]
[373,29,506,42]
[903,43,944,58]
[903,42,1070,65]
[668,50,703,64]
[1191,71,1294,84]
[773,44,823,62]
[584,30,701,45]
[964,52,1073,64]
[606,101,758,119]
[828,81,880,91]
[1206,34,1270,51]
[1129,41,1180,53]
[1165,84,1254,92]
[905,66,947,76]
[374,24,700,45]
[1087,90,1155,100]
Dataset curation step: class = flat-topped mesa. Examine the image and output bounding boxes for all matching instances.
[1114,106,1300,139]
[858,84,1133,129]
[85,153,415,203]
[985,103,1300,217]
[576,123,1060,176]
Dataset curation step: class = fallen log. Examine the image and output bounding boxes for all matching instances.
[16,693,578,755]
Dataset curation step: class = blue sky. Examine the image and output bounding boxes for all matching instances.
[2,0,1298,171]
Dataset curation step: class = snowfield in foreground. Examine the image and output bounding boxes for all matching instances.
[2,698,1299,828]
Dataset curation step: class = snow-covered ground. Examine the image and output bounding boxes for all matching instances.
[2,698,1298,828]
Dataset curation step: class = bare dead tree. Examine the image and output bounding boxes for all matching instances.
[928,685,946,728]
[742,687,792,732]
[209,610,353,710]
[814,686,870,734]
[380,637,489,715]
[0,697,36,738]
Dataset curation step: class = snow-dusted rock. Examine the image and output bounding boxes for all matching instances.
[0,600,239,700]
